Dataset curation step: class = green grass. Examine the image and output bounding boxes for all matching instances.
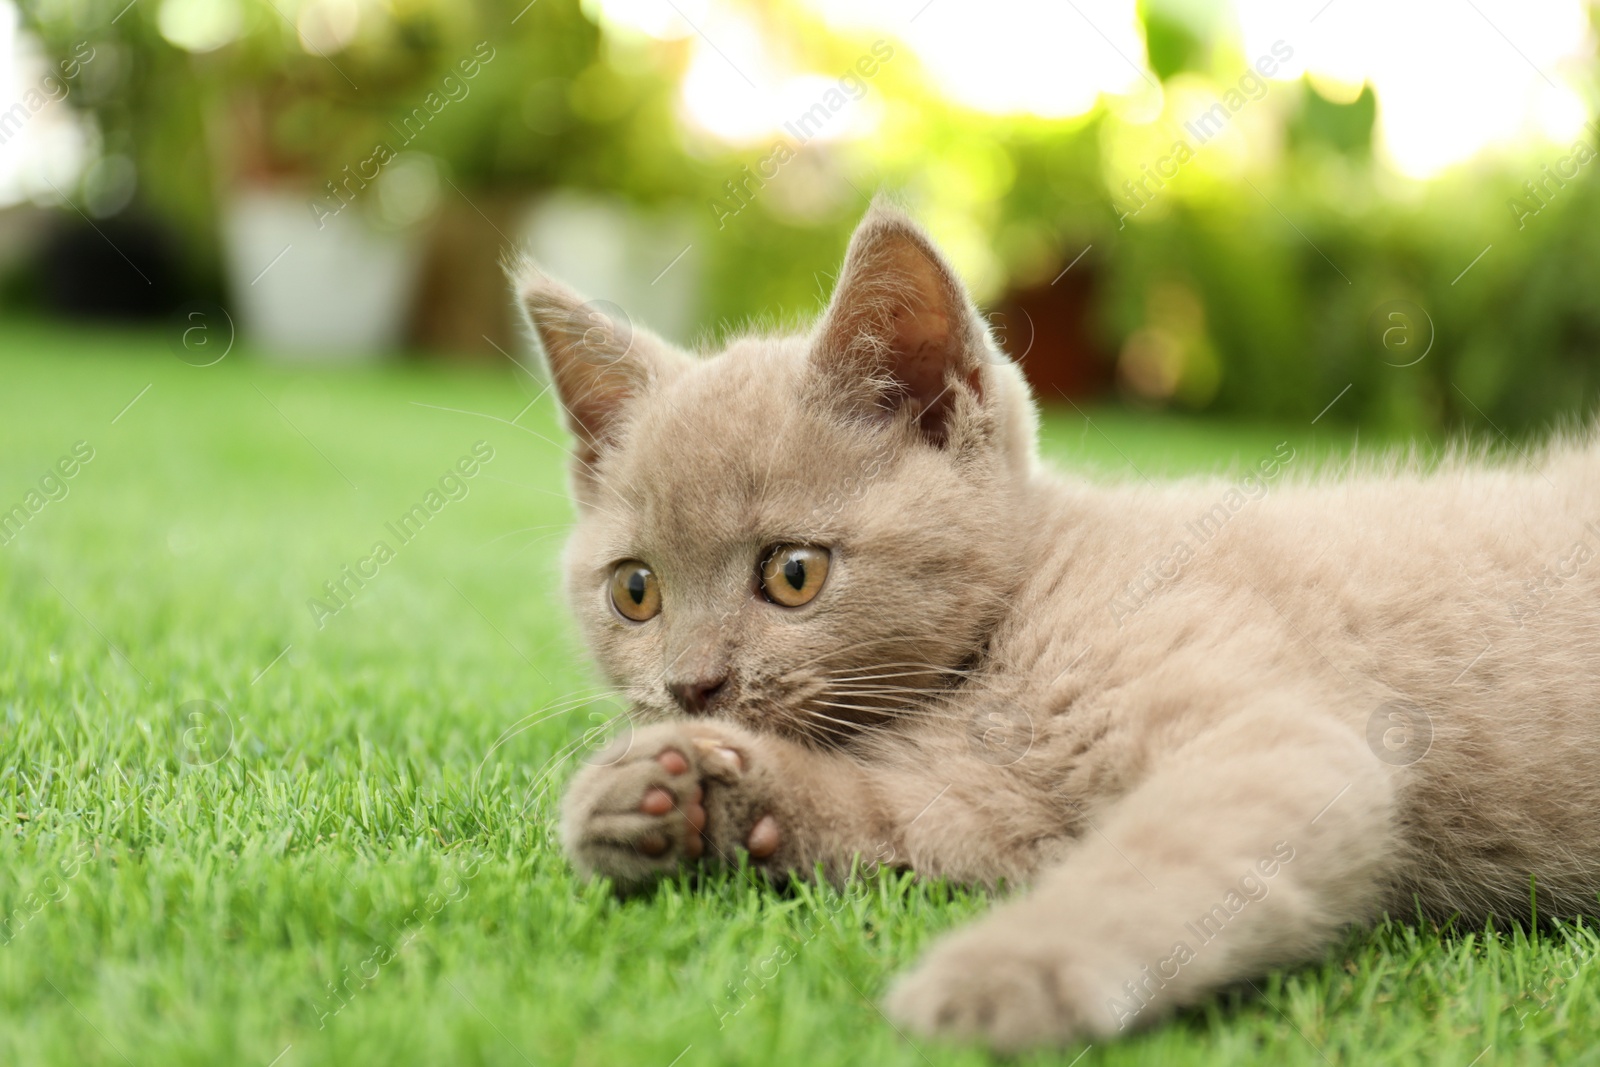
[0,319,1594,1066]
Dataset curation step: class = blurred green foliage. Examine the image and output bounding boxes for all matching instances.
[13,0,1600,436]
[1100,100,1600,434]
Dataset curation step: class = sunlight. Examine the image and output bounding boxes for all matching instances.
[594,0,1148,142]
[674,7,788,143]
[157,0,245,54]
[596,0,1594,176]
[808,0,1150,120]
[0,0,92,208]
[1237,0,1594,178]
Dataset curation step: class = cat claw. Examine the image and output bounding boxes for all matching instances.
[690,737,744,774]
[564,725,779,887]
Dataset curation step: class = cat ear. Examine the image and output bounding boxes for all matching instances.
[515,266,685,481]
[813,200,990,446]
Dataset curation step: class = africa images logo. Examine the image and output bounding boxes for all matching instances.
[306,442,495,628]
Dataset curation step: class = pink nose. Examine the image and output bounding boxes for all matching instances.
[668,677,727,715]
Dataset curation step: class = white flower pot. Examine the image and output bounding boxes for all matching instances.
[222,187,422,359]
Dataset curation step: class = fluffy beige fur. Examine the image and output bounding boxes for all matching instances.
[521,200,1600,1051]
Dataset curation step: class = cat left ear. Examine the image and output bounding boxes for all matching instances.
[813,201,990,446]
[515,265,686,487]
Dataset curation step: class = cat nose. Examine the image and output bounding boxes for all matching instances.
[668,676,728,715]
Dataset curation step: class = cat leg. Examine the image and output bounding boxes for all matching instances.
[884,703,1397,1051]
[562,718,904,890]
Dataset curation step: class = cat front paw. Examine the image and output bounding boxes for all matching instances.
[885,922,1113,1052]
[560,720,782,890]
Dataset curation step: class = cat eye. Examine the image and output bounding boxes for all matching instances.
[609,561,661,622]
[760,545,831,608]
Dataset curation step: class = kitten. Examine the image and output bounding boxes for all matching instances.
[521,200,1600,1051]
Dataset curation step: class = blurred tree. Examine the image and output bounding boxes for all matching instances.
[10,0,1600,435]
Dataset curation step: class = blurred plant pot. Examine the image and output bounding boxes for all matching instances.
[222,187,423,360]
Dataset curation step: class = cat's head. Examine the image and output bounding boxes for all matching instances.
[518,201,1041,742]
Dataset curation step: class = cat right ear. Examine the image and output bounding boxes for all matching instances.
[515,267,681,490]
[812,199,995,449]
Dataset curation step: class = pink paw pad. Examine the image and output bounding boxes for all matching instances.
[747,815,780,859]
[635,749,708,859]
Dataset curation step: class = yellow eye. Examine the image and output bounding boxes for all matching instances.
[609,561,661,621]
[760,545,830,607]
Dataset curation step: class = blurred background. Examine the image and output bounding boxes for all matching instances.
[3,0,1599,433]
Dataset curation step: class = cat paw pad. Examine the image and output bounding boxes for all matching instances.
[562,725,781,887]
[637,750,706,858]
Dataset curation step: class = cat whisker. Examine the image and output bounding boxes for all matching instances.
[817,690,1002,726]
[501,532,572,565]
[517,708,635,817]
[488,686,620,731]
[826,684,960,697]
[801,720,860,747]
[809,699,906,717]
[799,704,877,733]
[826,675,970,688]
[828,691,962,707]
[824,662,975,679]
[799,635,960,666]
[829,679,1016,700]
[478,523,574,548]
[478,689,625,772]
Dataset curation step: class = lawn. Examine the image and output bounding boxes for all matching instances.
[0,319,1593,1066]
